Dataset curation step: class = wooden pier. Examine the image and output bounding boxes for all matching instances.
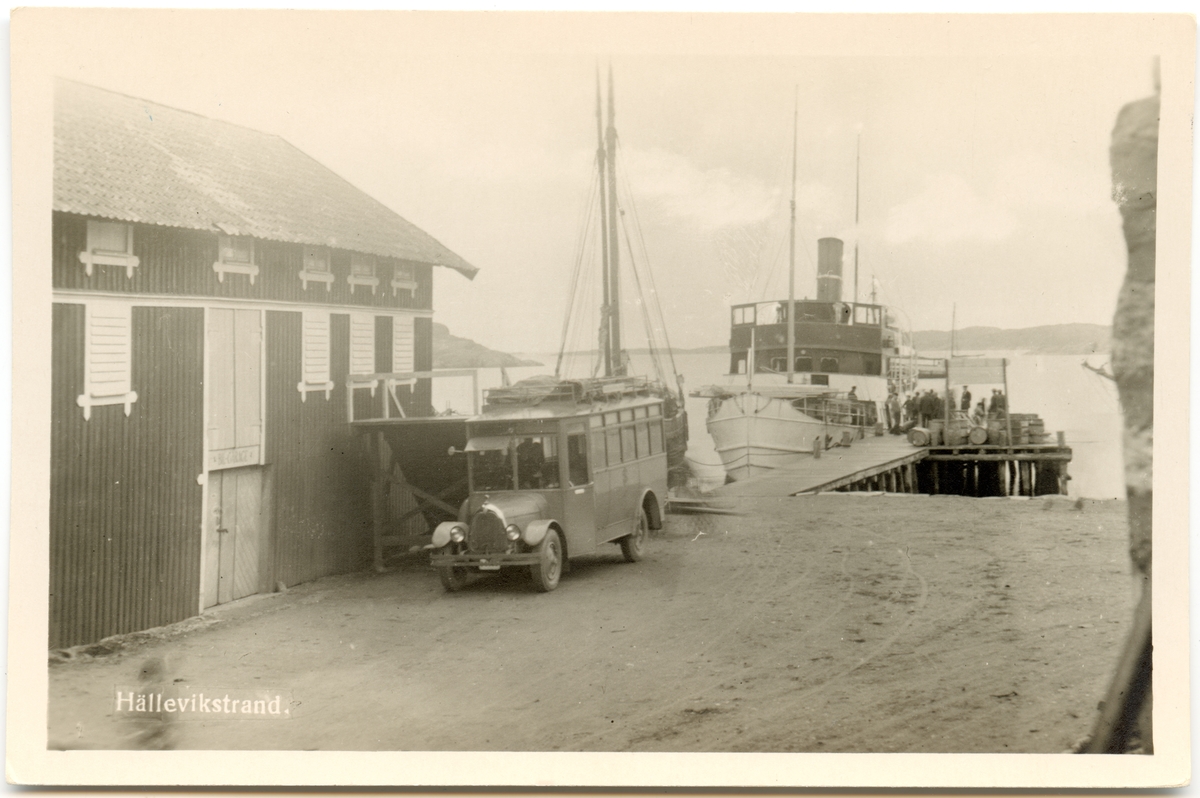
[713,434,1072,498]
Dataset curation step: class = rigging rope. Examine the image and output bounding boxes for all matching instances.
[555,162,602,377]
[615,143,684,396]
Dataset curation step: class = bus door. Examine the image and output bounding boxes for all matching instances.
[560,421,596,556]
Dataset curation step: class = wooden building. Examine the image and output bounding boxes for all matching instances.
[50,80,478,648]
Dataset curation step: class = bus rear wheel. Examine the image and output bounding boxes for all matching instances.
[438,566,470,592]
[530,529,562,592]
[620,508,648,563]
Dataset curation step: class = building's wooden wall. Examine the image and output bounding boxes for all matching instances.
[264,312,374,586]
[53,212,433,311]
[50,213,441,647]
[50,304,205,648]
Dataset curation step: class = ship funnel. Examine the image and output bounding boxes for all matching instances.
[816,237,844,302]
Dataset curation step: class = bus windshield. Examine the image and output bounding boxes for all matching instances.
[471,447,513,492]
[468,435,561,492]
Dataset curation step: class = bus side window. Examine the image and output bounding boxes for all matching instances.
[649,419,663,455]
[635,422,650,459]
[590,429,606,472]
[605,428,621,468]
[621,425,636,463]
[567,433,589,486]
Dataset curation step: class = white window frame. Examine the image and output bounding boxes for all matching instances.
[76,301,138,420]
[391,262,417,297]
[299,245,335,291]
[348,253,380,294]
[297,310,334,400]
[79,220,139,279]
[213,235,260,284]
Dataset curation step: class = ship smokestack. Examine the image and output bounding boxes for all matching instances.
[817,237,844,302]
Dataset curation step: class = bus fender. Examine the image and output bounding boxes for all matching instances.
[522,519,560,548]
[638,489,663,530]
[431,521,466,549]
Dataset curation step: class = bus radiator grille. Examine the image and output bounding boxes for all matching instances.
[469,511,507,554]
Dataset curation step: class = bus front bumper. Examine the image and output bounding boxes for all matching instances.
[430,552,540,569]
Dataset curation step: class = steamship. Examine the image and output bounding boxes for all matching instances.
[693,237,919,482]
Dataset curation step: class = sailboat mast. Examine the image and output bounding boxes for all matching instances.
[853,129,861,306]
[596,68,613,378]
[605,67,624,376]
[786,87,798,385]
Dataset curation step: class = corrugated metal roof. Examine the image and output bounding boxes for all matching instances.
[54,79,478,279]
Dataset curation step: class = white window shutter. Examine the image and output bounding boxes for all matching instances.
[349,313,375,376]
[393,315,414,374]
[76,301,137,419]
[297,310,333,400]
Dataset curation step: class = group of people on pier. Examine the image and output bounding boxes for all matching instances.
[883,385,1007,435]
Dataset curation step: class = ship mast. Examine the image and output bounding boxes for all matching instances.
[786,87,798,385]
[595,68,613,378]
[605,66,625,376]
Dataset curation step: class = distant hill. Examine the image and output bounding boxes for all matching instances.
[433,323,543,368]
[912,324,1111,355]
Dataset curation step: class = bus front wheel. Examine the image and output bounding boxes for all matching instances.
[620,508,648,563]
[530,529,562,592]
[439,566,470,592]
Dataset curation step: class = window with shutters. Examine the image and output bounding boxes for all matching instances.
[298,245,335,291]
[348,253,379,294]
[213,235,259,284]
[76,301,138,419]
[297,310,334,400]
[391,262,417,296]
[79,220,139,278]
[392,315,414,375]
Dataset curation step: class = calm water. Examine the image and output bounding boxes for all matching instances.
[432,350,1125,499]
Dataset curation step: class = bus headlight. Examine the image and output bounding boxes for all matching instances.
[506,524,521,541]
[432,522,466,548]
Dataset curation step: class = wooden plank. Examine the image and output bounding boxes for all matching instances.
[406,483,463,517]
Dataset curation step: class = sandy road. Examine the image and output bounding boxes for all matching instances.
[48,494,1135,753]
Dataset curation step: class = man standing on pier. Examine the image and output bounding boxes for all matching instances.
[960,386,972,412]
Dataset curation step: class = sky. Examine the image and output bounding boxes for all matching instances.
[22,11,1178,353]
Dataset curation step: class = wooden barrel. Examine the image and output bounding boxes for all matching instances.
[928,419,945,446]
[907,427,931,446]
[968,425,989,445]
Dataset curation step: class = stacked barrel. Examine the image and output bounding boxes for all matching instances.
[908,412,1049,447]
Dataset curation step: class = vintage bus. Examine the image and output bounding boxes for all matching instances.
[429,376,669,592]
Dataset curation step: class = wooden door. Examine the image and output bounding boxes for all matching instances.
[203,308,267,609]
[203,467,265,608]
[207,309,262,469]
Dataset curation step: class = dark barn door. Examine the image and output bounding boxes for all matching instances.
[204,308,268,608]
